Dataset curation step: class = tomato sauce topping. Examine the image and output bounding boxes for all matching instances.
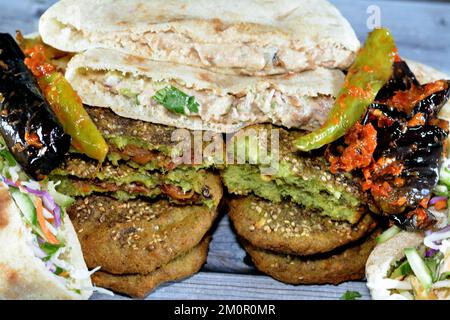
[328,123,377,173]
[384,80,448,114]
[24,45,55,78]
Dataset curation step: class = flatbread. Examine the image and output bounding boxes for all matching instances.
[365,231,424,300]
[0,184,93,300]
[65,48,344,133]
[92,237,210,298]
[40,0,359,75]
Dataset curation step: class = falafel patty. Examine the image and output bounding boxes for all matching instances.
[68,192,221,275]
[222,125,365,224]
[243,231,379,285]
[92,237,210,298]
[228,196,378,256]
[52,157,222,207]
[85,106,222,171]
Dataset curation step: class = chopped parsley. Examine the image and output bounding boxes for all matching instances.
[119,88,140,106]
[340,290,362,300]
[153,86,199,115]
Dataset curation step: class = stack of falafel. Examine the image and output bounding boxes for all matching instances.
[51,107,224,297]
[223,125,381,285]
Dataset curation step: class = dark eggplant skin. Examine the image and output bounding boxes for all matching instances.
[371,125,447,214]
[364,64,449,230]
[335,60,450,230]
[0,33,71,180]
[390,208,437,232]
[411,80,450,119]
[376,61,420,101]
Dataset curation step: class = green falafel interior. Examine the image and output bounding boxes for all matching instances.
[222,125,365,224]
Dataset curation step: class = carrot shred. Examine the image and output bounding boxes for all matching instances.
[434,199,447,210]
[35,197,59,245]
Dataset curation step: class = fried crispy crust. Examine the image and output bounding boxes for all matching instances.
[68,195,220,275]
[92,238,210,298]
[228,196,378,256]
[244,231,378,285]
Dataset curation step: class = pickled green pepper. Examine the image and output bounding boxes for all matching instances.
[22,41,109,163]
[294,28,397,152]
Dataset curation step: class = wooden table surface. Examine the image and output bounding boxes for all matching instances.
[0,0,449,300]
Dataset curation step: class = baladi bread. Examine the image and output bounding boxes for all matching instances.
[39,0,359,76]
[365,231,424,300]
[65,48,344,133]
[0,184,93,300]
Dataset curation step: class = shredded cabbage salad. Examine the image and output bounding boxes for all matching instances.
[433,159,450,217]
[0,138,94,295]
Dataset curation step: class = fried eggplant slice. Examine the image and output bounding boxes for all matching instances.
[329,60,450,230]
[0,33,70,179]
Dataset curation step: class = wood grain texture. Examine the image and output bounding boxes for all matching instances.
[0,0,448,300]
[93,273,371,300]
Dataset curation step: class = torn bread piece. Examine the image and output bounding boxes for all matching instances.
[65,49,344,133]
[40,0,359,76]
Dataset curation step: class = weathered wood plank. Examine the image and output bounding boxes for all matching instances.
[92,273,371,300]
[204,214,256,274]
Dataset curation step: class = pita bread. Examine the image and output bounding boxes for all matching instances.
[65,48,344,133]
[365,231,424,300]
[0,184,93,300]
[39,0,359,76]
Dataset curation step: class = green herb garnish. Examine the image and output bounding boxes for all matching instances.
[153,86,199,115]
[340,290,362,300]
[440,271,450,281]
[40,242,64,257]
[0,149,17,166]
[119,88,140,106]
[390,260,412,279]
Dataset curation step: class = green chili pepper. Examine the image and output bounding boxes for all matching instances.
[38,72,109,162]
[20,36,109,163]
[294,28,397,151]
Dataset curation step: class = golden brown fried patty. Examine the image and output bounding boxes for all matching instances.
[92,237,210,298]
[244,231,378,285]
[68,195,220,275]
[228,196,378,256]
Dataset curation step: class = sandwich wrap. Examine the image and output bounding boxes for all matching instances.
[39,0,359,76]
[65,48,344,133]
[0,183,93,300]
